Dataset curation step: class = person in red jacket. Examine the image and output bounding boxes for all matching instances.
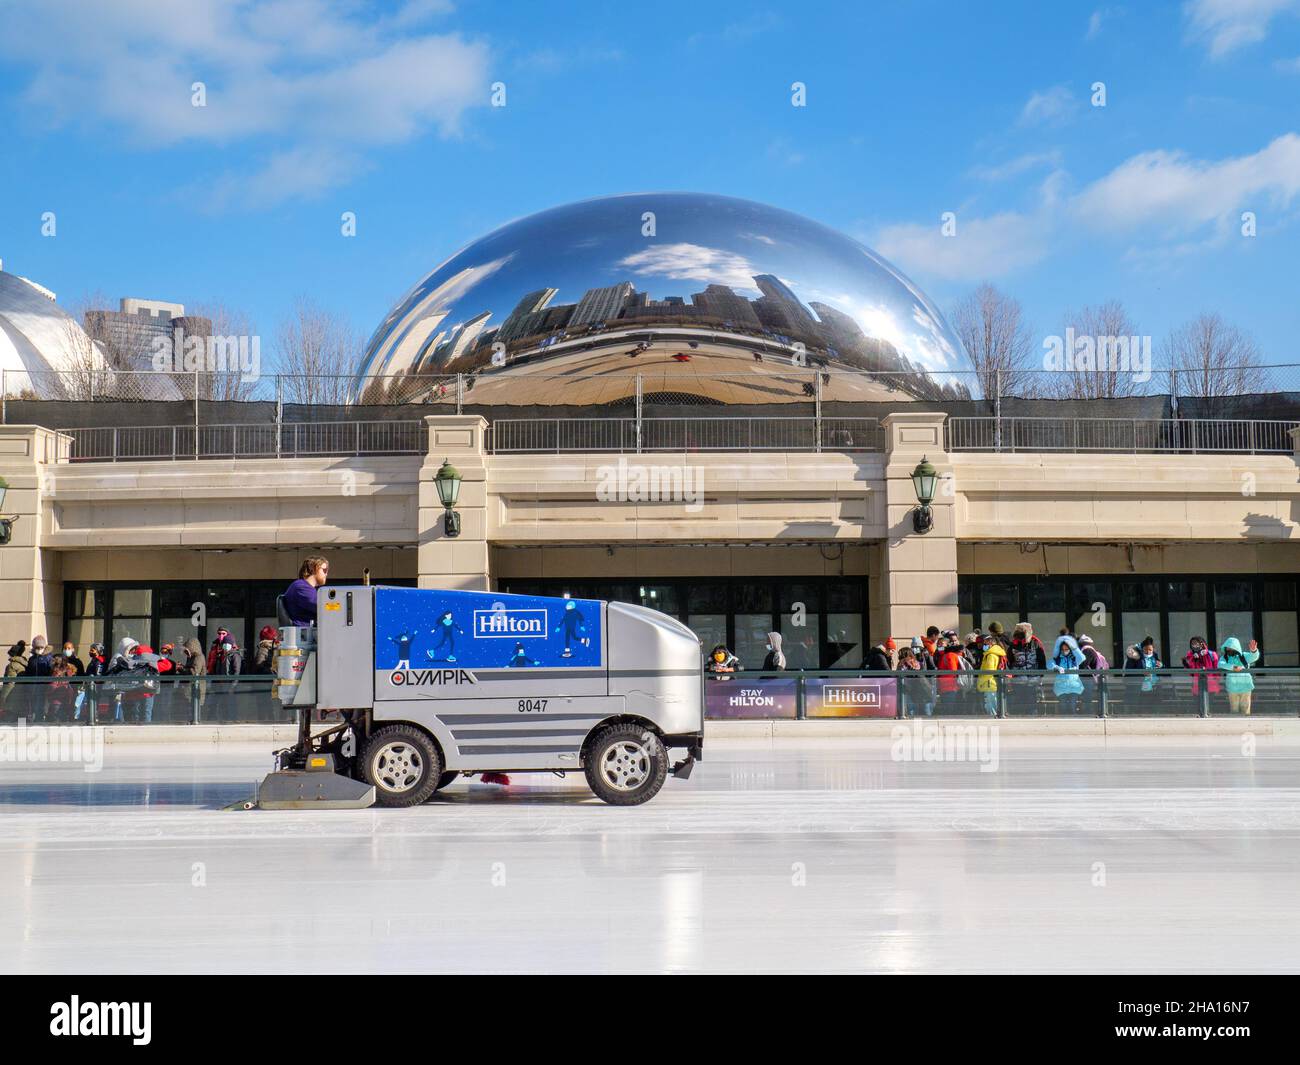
[1182,637,1221,698]
[206,629,232,674]
[935,635,969,714]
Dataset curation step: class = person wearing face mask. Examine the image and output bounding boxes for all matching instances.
[1182,636,1220,700]
[706,644,739,678]
[761,632,786,674]
[976,635,1007,717]
[61,640,86,677]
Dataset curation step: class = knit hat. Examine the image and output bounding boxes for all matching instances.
[987,621,1004,636]
[1078,634,1093,646]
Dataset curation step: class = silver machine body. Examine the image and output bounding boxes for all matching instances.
[291,585,704,771]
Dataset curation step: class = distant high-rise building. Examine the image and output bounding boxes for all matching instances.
[83,297,210,370]
[570,282,634,327]
[753,274,816,328]
[694,284,761,328]
[497,288,558,344]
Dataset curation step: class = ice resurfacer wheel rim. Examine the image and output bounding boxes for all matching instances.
[584,723,667,806]
[360,725,443,807]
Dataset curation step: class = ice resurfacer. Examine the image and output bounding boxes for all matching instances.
[257,586,705,808]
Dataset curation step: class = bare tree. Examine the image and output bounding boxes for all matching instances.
[70,290,140,373]
[273,297,360,405]
[57,315,102,400]
[950,283,1038,402]
[1042,300,1155,399]
[187,301,264,401]
[1160,312,1269,397]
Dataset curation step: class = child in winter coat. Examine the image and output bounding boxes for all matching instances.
[1182,637,1221,696]
[1049,634,1086,714]
[976,637,1006,717]
[1219,637,1260,714]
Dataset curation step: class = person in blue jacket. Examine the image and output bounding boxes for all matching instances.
[1219,636,1261,715]
[1049,633,1086,715]
[427,611,465,663]
[554,600,588,658]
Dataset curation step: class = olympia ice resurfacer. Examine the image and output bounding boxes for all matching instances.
[257,585,705,809]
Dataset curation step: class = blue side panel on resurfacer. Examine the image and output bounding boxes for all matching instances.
[374,587,603,671]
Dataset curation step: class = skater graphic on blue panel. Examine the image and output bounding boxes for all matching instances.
[553,599,589,659]
[427,611,465,663]
[388,630,415,670]
[507,642,540,668]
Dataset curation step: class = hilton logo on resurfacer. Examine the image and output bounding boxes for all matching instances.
[473,609,547,638]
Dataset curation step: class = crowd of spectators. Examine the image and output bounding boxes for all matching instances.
[705,621,1263,716]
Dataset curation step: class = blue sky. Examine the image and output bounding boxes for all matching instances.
[1,0,1298,363]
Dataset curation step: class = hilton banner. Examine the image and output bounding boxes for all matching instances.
[704,677,900,719]
[806,677,898,718]
[704,679,798,719]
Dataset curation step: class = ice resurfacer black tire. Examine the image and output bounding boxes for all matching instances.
[360,724,443,807]
[583,723,667,806]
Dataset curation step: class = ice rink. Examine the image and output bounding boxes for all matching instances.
[3,733,1298,974]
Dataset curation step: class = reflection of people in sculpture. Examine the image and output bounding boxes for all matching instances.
[389,630,414,670]
[428,612,464,662]
[553,600,588,658]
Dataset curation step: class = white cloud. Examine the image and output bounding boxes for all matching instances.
[617,243,763,294]
[874,211,1053,282]
[1183,0,1300,59]
[1086,8,1120,40]
[1071,133,1300,232]
[970,150,1064,182]
[686,12,782,48]
[1019,85,1078,126]
[0,0,488,206]
[877,133,1300,283]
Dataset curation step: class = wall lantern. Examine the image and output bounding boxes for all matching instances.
[910,456,937,534]
[435,459,462,538]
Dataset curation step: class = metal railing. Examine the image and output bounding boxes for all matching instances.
[703,668,1300,719]
[487,416,884,453]
[61,420,427,462]
[1,668,1295,724]
[946,417,1300,454]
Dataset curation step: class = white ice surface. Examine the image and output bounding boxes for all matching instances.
[2,735,1298,974]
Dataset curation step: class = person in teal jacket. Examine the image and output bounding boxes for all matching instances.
[1049,634,1086,714]
[1219,636,1261,714]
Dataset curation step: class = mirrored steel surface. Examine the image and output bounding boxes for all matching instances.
[355,193,968,404]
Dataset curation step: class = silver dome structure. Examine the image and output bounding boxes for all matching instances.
[355,193,969,407]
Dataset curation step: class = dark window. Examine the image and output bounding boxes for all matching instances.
[1121,582,1160,611]
[1262,580,1297,611]
[1213,581,1253,611]
[827,581,864,612]
[779,582,822,614]
[1165,581,1206,610]
[687,582,727,613]
[1025,581,1064,611]
[980,582,1018,613]
[733,581,773,613]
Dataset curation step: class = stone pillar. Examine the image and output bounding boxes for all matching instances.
[419,415,490,590]
[0,425,71,646]
[874,412,957,642]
